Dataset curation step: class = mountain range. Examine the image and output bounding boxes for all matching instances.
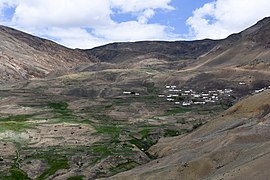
[0,17,269,180]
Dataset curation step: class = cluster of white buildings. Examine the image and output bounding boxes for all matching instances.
[158,85,234,106]
[254,86,270,94]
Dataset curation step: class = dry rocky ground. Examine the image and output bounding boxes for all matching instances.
[0,66,269,180]
[0,68,233,180]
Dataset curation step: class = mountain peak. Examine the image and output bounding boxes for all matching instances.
[0,25,95,83]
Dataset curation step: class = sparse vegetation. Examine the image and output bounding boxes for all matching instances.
[110,160,139,174]
[67,176,85,180]
[0,122,32,132]
[0,168,30,180]
[35,156,70,180]
[129,136,155,151]
[165,107,191,115]
[0,114,33,122]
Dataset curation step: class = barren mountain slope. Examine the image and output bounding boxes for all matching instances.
[82,40,219,64]
[105,90,270,180]
[82,17,270,73]
[0,25,95,83]
[188,17,270,70]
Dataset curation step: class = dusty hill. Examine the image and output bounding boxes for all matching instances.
[82,40,219,65]
[0,25,96,83]
[188,17,270,70]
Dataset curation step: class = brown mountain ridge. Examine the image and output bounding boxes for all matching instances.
[0,25,96,83]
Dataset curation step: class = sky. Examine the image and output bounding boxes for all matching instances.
[0,0,269,49]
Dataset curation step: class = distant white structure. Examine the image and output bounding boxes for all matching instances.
[239,82,246,85]
[225,89,233,93]
[158,94,165,97]
[193,94,200,98]
[182,101,192,106]
[175,102,180,105]
[135,93,140,96]
[255,89,264,93]
[217,90,224,94]
[167,98,174,101]
[194,102,206,105]
[123,91,131,95]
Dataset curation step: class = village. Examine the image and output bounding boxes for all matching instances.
[158,85,233,106]
[123,84,270,107]
[159,84,270,106]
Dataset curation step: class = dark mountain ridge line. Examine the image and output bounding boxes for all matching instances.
[82,16,270,64]
[81,39,220,63]
[0,16,269,83]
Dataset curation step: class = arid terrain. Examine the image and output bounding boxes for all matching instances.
[0,17,269,180]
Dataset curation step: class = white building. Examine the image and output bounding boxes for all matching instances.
[123,91,131,95]
[182,101,192,106]
[194,102,206,105]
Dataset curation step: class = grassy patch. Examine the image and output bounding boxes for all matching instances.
[0,114,33,122]
[9,169,30,180]
[28,150,70,180]
[110,160,139,174]
[92,145,112,156]
[36,157,69,180]
[147,86,159,94]
[95,125,122,139]
[164,129,179,137]
[47,101,68,111]
[191,120,204,130]
[91,114,115,121]
[165,107,191,115]
[0,168,30,180]
[47,101,80,123]
[129,136,155,151]
[140,129,151,139]
[47,101,72,116]
[0,122,32,132]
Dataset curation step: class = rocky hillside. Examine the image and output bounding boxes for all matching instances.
[104,90,270,180]
[82,40,219,64]
[83,17,270,72]
[0,25,96,83]
[188,17,270,70]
